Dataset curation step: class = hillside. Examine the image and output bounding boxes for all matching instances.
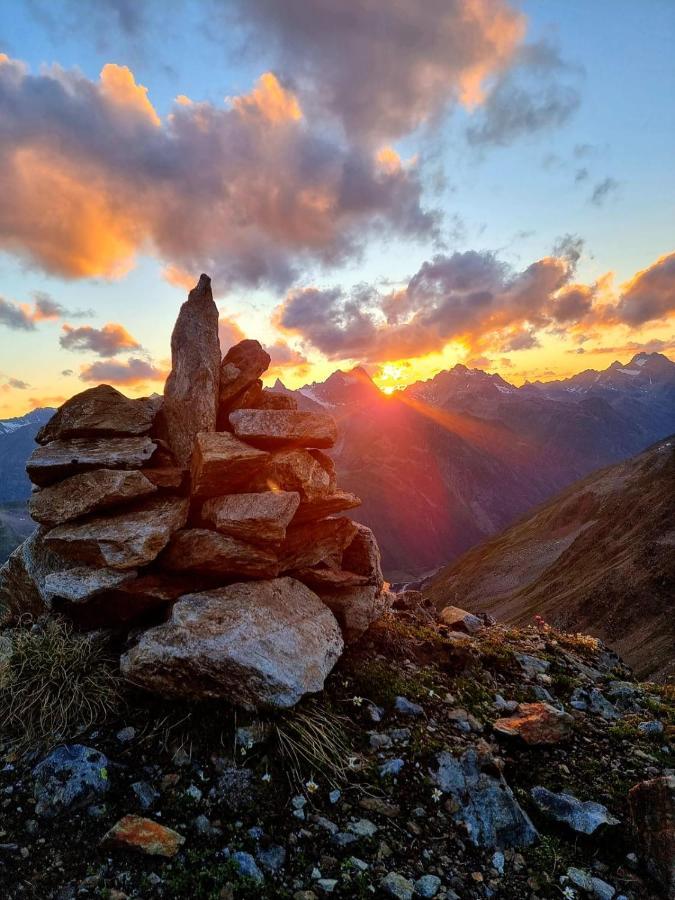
[424,436,675,680]
[0,409,55,502]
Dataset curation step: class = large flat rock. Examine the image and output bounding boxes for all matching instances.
[26,437,157,487]
[120,577,344,708]
[36,385,161,444]
[279,516,358,571]
[163,274,221,467]
[43,497,189,570]
[161,528,279,578]
[191,432,270,499]
[201,491,300,544]
[44,566,137,604]
[29,469,157,526]
[229,410,337,449]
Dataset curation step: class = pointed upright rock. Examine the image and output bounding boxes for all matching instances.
[163,274,221,467]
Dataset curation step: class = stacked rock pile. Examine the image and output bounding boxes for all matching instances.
[0,275,389,708]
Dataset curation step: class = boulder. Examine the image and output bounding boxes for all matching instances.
[430,748,538,849]
[229,409,338,449]
[438,605,484,635]
[294,490,361,524]
[249,449,334,499]
[36,385,161,444]
[29,469,157,526]
[224,379,264,415]
[120,577,344,708]
[341,523,384,586]
[201,491,300,544]
[530,787,620,834]
[293,564,370,590]
[0,529,77,621]
[33,745,110,818]
[191,432,270,499]
[161,528,279,578]
[219,340,271,407]
[279,517,358,571]
[142,467,185,489]
[628,775,675,896]
[318,584,392,642]
[26,436,157,487]
[102,816,185,857]
[163,274,221,467]
[493,702,574,745]
[43,497,189,570]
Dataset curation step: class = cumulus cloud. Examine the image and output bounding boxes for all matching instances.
[0,56,436,288]
[230,0,526,144]
[218,317,246,353]
[589,176,619,206]
[0,296,35,331]
[466,41,581,147]
[276,250,575,363]
[60,322,141,356]
[0,290,92,330]
[79,356,167,385]
[614,253,675,325]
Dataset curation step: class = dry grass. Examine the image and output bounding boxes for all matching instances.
[274,699,356,788]
[0,618,121,750]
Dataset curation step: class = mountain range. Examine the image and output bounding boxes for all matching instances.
[1,352,674,577]
[423,435,675,681]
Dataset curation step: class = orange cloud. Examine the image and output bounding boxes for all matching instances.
[100,63,161,126]
[79,357,168,386]
[232,72,302,123]
[60,322,141,356]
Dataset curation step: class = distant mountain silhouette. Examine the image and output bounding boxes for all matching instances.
[423,435,675,681]
[0,408,55,503]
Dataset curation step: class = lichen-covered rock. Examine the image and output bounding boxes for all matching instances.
[163,274,221,467]
[36,385,161,444]
[26,437,157,487]
[43,497,189,570]
[120,577,344,708]
[161,528,279,578]
[33,745,110,818]
[0,529,76,621]
[229,409,338,449]
[29,469,157,526]
[431,747,538,849]
[201,491,300,544]
[102,815,184,857]
[628,775,675,895]
[493,702,574,745]
[191,432,269,499]
[530,786,620,834]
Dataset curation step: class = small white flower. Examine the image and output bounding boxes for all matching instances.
[305,779,319,794]
[352,696,364,706]
[562,888,577,900]
[347,756,359,770]
[261,772,272,783]
[240,746,247,756]
[428,689,436,698]
[431,788,443,802]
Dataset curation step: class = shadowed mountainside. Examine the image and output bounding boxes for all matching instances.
[423,436,675,680]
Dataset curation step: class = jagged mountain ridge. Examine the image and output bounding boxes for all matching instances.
[423,435,675,680]
[280,352,675,581]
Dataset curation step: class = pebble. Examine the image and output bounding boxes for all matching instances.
[347,818,377,838]
[116,727,136,744]
[230,850,264,883]
[380,758,405,778]
[415,874,441,897]
[380,871,415,899]
[394,696,424,717]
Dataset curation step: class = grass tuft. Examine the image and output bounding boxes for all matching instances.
[0,618,121,750]
[274,699,355,788]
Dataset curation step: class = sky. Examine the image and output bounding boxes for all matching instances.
[0,0,673,415]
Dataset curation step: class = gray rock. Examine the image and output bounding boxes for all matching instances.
[0,529,78,621]
[530,787,620,834]
[415,874,442,898]
[211,767,253,810]
[570,688,620,720]
[161,528,279,579]
[190,432,270,500]
[163,273,221,467]
[132,781,159,810]
[438,605,483,635]
[230,850,264,884]
[430,748,538,849]
[380,759,405,778]
[121,578,343,708]
[317,584,391,643]
[347,818,377,837]
[219,339,271,408]
[36,385,160,444]
[26,436,157,487]
[44,566,137,604]
[637,720,664,736]
[229,409,338,450]
[395,696,424,717]
[116,727,136,744]
[515,653,550,676]
[381,872,415,900]
[29,468,157,526]
[201,491,300,544]
[332,831,358,848]
[257,843,286,872]
[33,745,109,818]
[44,496,189,570]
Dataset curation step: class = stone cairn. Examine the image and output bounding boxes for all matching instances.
[0,274,389,709]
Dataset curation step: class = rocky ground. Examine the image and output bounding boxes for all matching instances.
[1,605,672,900]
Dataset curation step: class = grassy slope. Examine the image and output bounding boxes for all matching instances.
[424,437,675,680]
